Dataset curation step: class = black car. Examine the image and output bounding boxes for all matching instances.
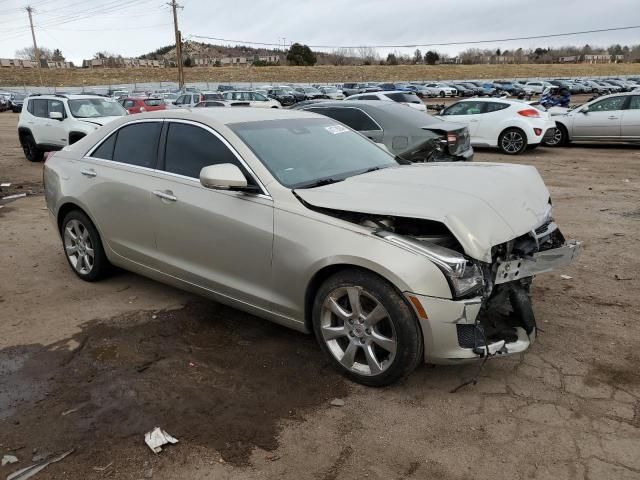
[216,85,236,92]
[293,100,473,163]
[449,83,475,97]
[9,93,26,113]
[458,82,485,96]
[267,88,296,106]
[275,86,306,103]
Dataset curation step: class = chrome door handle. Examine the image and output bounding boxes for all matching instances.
[608,116,619,120]
[153,190,177,202]
[80,169,97,177]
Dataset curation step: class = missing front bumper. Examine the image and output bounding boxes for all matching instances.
[494,240,582,285]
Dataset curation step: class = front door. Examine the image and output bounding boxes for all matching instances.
[440,101,485,141]
[572,96,627,139]
[148,120,274,310]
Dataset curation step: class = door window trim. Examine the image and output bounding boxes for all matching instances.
[302,105,383,132]
[160,119,271,198]
[84,118,164,171]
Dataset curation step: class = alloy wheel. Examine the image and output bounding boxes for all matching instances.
[501,131,525,153]
[546,128,563,146]
[64,219,95,275]
[320,286,397,376]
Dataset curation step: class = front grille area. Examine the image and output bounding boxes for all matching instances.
[535,221,551,235]
[456,324,478,348]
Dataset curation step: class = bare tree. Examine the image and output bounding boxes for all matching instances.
[356,46,378,65]
[15,46,53,61]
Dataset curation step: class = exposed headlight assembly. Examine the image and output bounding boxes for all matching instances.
[375,231,483,298]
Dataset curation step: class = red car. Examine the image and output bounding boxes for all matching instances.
[120,97,166,114]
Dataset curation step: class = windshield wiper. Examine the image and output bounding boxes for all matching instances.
[296,177,344,189]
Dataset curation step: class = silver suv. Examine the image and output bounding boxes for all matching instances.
[17,94,127,162]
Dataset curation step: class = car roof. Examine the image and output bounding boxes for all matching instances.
[113,106,319,126]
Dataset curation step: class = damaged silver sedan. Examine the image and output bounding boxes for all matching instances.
[44,108,581,386]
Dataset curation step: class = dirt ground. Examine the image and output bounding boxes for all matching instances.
[1,108,639,480]
[2,63,640,87]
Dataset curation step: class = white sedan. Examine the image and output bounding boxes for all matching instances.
[222,91,281,108]
[345,91,427,112]
[424,83,457,97]
[439,98,556,154]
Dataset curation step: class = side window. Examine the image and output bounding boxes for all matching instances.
[112,122,162,168]
[628,96,640,110]
[442,102,482,115]
[123,100,135,108]
[484,102,510,113]
[175,95,185,105]
[31,99,48,118]
[324,108,380,131]
[48,100,65,117]
[164,123,250,181]
[91,132,117,160]
[590,97,626,112]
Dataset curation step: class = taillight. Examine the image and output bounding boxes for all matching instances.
[517,108,541,118]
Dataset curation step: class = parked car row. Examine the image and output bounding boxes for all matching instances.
[0,91,27,112]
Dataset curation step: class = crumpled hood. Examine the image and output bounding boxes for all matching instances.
[296,163,551,262]
[78,116,123,127]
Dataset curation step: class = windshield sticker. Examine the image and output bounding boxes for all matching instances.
[325,125,349,135]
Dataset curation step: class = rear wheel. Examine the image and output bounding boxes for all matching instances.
[20,133,44,162]
[61,210,110,281]
[312,269,423,387]
[498,128,527,155]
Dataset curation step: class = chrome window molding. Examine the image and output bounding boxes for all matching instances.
[83,117,271,198]
[303,105,384,132]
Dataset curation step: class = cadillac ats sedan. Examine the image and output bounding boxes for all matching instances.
[44,108,581,386]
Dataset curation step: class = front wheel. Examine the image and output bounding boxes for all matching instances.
[20,134,44,162]
[439,91,445,98]
[312,269,423,387]
[543,124,568,147]
[498,128,527,155]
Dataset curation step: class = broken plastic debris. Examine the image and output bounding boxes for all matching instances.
[144,427,178,454]
[329,398,345,407]
[560,275,573,280]
[7,449,73,480]
[2,455,18,466]
[0,193,27,205]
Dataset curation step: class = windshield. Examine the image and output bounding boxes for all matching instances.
[323,87,338,92]
[13,94,26,100]
[230,118,397,189]
[68,98,126,118]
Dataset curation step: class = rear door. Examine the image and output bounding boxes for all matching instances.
[82,120,162,266]
[621,95,640,139]
[148,120,274,309]
[572,96,627,139]
[26,98,49,144]
[305,106,384,142]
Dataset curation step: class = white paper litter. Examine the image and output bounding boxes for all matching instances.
[560,274,573,280]
[0,182,11,188]
[144,427,179,454]
[2,455,18,466]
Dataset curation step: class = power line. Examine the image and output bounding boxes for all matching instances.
[191,24,640,50]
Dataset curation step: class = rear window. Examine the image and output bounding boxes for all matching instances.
[384,92,421,104]
[202,93,222,100]
[144,99,163,106]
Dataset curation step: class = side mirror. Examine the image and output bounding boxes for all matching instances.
[49,111,63,120]
[581,106,589,114]
[200,163,248,190]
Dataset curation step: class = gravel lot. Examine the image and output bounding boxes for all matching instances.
[1,109,639,480]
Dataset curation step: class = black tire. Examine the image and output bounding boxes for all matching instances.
[312,269,423,387]
[60,210,110,282]
[439,91,445,98]
[20,133,44,162]
[498,127,528,155]
[543,123,569,147]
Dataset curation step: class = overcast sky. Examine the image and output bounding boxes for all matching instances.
[1,0,639,64]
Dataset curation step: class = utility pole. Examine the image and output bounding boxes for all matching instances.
[168,0,184,89]
[26,6,42,85]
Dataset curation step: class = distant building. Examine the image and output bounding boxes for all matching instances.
[583,54,611,64]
